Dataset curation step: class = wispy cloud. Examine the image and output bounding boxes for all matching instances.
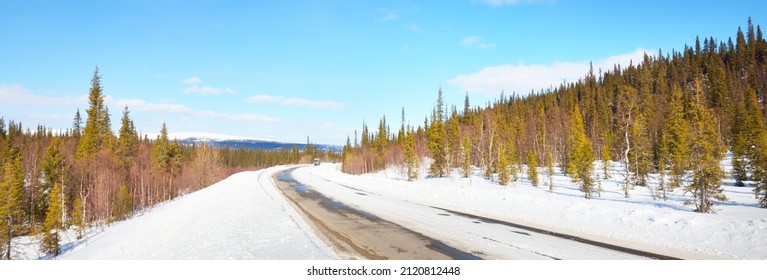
[184,85,236,95]
[0,84,83,106]
[460,36,496,49]
[181,76,236,95]
[378,8,399,22]
[449,48,648,96]
[112,98,278,123]
[407,23,423,32]
[182,76,201,85]
[474,0,554,7]
[246,94,345,110]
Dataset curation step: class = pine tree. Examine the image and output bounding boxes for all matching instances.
[570,106,596,198]
[427,89,448,178]
[403,127,419,181]
[528,151,539,186]
[112,184,133,221]
[446,108,460,169]
[685,79,727,213]
[76,67,110,159]
[666,85,691,190]
[741,87,767,208]
[72,109,82,138]
[40,182,62,256]
[39,138,64,227]
[497,145,511,186]
[629,112,652,187]
[601,132,611,180]
[71,196,85,240]
[153,123,182,200]
[0,144,25,259]
[461,136,472,178]
[116,106,139,177]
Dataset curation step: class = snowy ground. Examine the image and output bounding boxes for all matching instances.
[18,166,336,260]
[295,156,767,259]
[13,154,765,260]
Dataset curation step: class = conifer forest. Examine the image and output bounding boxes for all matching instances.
[342,20,767,213]
[2,19,767,260]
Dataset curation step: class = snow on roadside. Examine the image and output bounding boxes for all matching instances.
[298,160,767,259]
[39,166,337,260]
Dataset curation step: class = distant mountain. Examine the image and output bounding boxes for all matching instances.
[160,132,341,152]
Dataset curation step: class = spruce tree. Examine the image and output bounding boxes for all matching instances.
[76,67,110,159]
[666,85,691,190]
[427,89,448,178]
[403,128,419,181]
[0,144,25,259]
[601,133,611,180]
[72,109,82,138]
[497,145,511,186]
[71,196,85,240]
[685,80,727,213]
[153,123,182,199]
[39,138,64,226]
[741,87,767,208]
[528,151,538,186]
[41,182,62,256]
[116,106,139,176]
[112,184,133,221]
[570,106,596,198]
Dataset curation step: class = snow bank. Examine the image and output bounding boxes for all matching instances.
[54,166,335,260]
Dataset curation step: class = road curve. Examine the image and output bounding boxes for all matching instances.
[277,166,680,260]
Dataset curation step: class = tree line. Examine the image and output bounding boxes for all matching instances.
[0,68,325,259]
[342,19,767,213]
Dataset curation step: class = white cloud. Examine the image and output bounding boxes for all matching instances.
[246,94,345,110]
[460,36,496,49]
[184,85,236,95]
[113,98,195,114]
[449,48,649,96]
[226,113,279,123]
[181,76,236,95]
[475,0,554,7]
[182,76,201,85]
[0,84,81,106]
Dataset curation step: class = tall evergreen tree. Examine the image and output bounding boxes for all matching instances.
[72,109,82,138]
[740,87,767,208]
[528,151,539,186]
[427,89,448,178]
[570,106,596,198]
[39,138,64,226]
[40,182,62,256]
[116,106,139,176]
[545,151,554,192]
[666,85,691,190]
[684,80,727,213]
[76,67,110,159]
[152,123,182,200]
[0,143,25,259]
[497,145,511,186]
[403,127,419,181]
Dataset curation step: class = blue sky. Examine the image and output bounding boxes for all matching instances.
[0,0,764,145]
